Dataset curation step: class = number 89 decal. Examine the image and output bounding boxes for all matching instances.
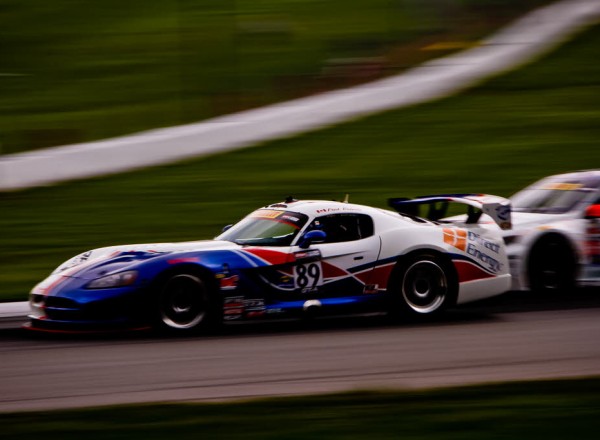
[294,262,323,292]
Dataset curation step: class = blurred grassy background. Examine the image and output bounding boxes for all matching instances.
[0,22,598,302]
[2,378,600,438]
[0,0,548,154]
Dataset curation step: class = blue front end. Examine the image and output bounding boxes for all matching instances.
[27,250,173,331]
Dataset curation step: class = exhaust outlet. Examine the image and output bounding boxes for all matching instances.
[303,299,322,317]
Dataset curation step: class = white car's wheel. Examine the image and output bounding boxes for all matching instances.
[527,235,576,295]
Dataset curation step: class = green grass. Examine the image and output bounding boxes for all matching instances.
[1,22,599,302]
[0,0,547,153]
[2,378,600,438]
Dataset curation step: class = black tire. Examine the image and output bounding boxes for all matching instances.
[156,272,220,333]
[389,253,456,318]
[527,235,576,295]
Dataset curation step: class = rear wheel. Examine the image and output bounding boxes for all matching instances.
[528,235,576,295]
[157,272,219,332]
[390,253,456,318]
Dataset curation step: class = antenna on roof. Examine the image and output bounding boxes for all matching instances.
[343,194,349,203]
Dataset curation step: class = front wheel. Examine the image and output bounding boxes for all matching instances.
[390,254,456,318]
[528,235,576,296]
[157,272,219,332]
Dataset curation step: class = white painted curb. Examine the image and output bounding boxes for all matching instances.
[0,301,29,318]
[0,0,598,192]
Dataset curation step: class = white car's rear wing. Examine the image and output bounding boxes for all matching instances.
[388,193,512,230]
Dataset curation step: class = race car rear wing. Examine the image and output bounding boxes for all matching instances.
[388,193,512,230]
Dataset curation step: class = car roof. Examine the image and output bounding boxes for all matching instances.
[535,170,600,190]
[262,199,385,218]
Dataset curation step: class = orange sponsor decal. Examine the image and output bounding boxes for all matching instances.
[443,228,467,251]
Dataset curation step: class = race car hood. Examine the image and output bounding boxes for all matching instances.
[508,212,566,230]
[52,239,239,277]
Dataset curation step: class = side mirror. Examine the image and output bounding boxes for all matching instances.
[585,204,600,220]
[298,230,327,249]
[222,224,233,233]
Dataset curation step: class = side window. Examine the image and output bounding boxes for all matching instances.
[308,214,374,243]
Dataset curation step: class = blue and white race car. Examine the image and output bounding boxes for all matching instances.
[28,195,512,333]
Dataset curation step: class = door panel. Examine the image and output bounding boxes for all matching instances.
[294,235,382,297]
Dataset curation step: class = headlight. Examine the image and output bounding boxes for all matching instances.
[86,271,138,289]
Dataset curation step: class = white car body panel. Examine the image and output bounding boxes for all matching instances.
[503,170,600,290]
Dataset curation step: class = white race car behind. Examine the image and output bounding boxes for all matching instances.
[502,170,600,293]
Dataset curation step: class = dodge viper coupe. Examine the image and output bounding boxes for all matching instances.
[502,170,600,293]
[28,195,512,333]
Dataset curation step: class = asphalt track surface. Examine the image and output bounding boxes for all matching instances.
[1,290,599,412]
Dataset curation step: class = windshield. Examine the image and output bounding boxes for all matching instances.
[218,209,308,246]
[512,182,593,214]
